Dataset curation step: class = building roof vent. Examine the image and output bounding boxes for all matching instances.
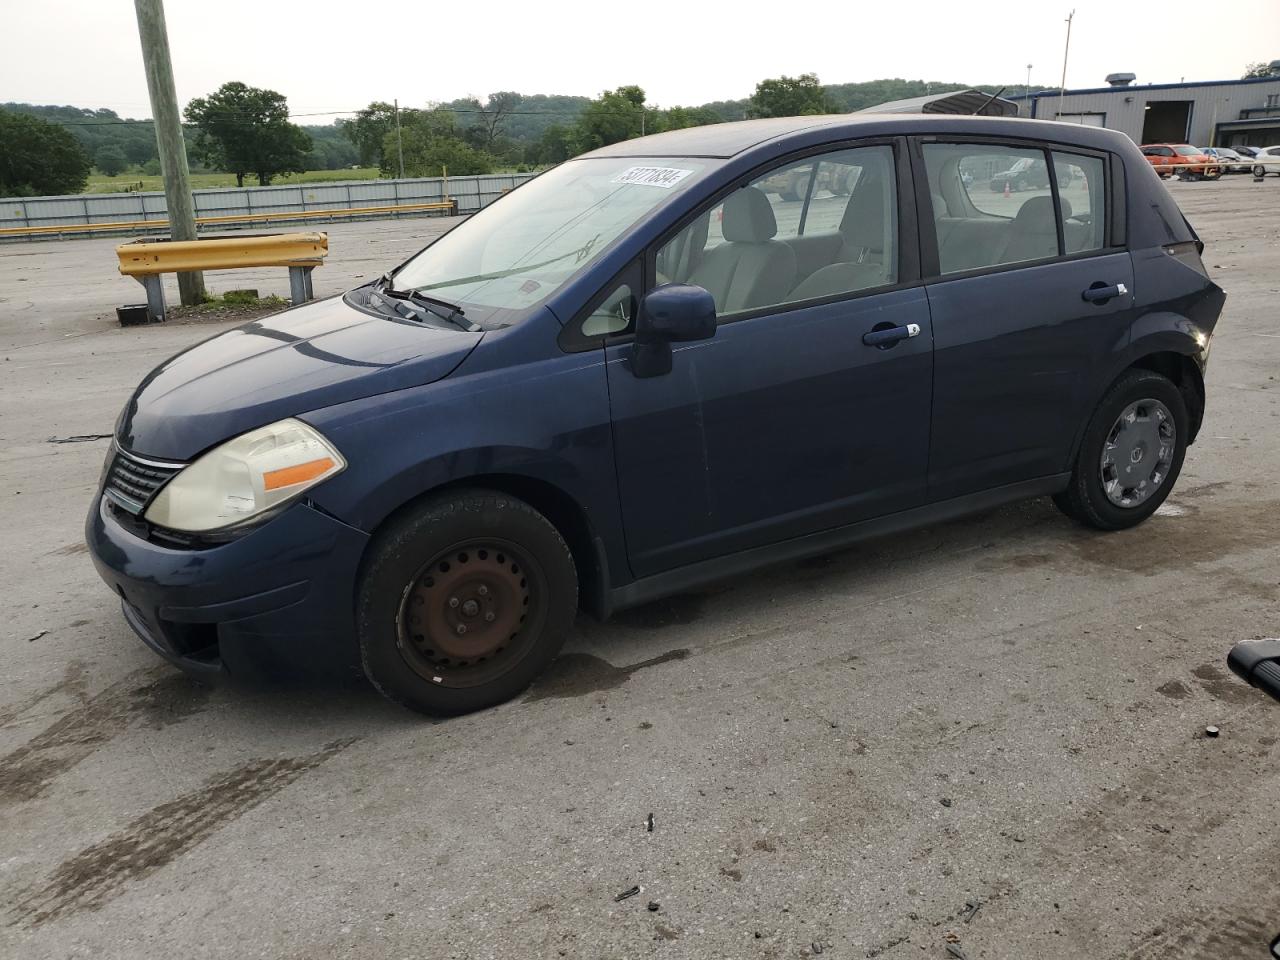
[1105,72,1136,87]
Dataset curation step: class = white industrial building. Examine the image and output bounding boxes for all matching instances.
[1005,72,1280,148]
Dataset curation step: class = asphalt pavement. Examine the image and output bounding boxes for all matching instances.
[1,177,1278,959]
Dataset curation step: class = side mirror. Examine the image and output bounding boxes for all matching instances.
[632,283,716,379]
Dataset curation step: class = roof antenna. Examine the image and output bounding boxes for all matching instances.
[972,87,1007,115]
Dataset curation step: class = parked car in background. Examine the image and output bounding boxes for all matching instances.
[87,114,1225,716]
[1250,146,1280,177]
[1140,144,1222,180]
[987,155,1069,191]
[1202,147,1251,173]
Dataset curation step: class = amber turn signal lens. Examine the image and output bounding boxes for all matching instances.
[263,457,336,491]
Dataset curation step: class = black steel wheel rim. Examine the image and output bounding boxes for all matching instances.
[395,538,547,689]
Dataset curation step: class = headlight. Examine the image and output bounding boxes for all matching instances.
[144,418,345,533]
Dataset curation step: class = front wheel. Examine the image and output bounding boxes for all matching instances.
[357,490,578,715]
[1053,370,1188,531]
[1255,164,1268,178]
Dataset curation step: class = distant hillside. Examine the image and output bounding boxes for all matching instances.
[6,78,1043,182]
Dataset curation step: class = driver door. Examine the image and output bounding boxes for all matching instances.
[602,142,934,579]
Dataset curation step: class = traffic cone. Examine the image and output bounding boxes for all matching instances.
[1003,180,1011,198]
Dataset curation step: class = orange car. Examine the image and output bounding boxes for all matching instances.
[1140,144,1222,180]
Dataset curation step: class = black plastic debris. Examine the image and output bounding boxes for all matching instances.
[647,812,654,833]
[614,885,641,902]
[47,434,112,444]
[647,901,660,912]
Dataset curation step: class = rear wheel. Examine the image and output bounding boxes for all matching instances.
[357,490,577,715]
[1255,164,1268,178]
[1053,370,1188,531]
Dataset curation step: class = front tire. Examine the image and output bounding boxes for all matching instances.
[1053,369,1188,531]
[357,490,578,715]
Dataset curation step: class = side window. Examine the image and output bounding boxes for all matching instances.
[562,260,640,349]
[924,144,1059,274]
[655,144,897,318]
[581,281,634,337]
[1051,152,1106,253]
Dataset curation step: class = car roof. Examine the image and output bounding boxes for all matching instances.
[581,114,1133,159]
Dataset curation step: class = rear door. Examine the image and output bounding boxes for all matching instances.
[599,141,933,578]
[918,139,1134,502]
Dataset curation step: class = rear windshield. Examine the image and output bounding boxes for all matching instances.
[389,157,711,324]
[1173,145,1202,157]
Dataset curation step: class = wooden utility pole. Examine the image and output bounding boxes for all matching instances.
[1058,9,1075,121]
[133,0,204,305]
[394,99,405,179]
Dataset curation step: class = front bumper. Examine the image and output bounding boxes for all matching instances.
[86,494,370,679]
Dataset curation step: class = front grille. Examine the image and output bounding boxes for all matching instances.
[104,446,184,515]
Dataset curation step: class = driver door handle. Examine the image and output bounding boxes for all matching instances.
[862,322,921,347]
[1082,282,1128,304]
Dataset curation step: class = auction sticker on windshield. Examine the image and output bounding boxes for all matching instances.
[611,166,694,188]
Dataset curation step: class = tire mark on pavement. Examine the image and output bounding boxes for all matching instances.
[10,738,356,928]
[0,667,210,806]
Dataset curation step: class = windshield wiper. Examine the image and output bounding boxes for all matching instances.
[411,233,602,294]
[374,274,480,332]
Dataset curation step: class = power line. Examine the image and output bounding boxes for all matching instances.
[23,104,708,127]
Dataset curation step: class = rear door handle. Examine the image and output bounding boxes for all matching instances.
[862,322,921,348]
[1082,281,1128,304]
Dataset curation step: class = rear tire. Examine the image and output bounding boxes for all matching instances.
[357,490,577,715]
[1053,370,1188,531]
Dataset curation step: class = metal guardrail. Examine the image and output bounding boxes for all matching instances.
[0,199,458,238]
[0,173,535,241]
[117,232,330,321]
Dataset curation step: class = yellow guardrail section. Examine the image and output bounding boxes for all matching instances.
[0,199,458,239]
[116,232,329,276]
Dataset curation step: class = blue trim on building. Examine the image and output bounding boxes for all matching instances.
[1005,75,1280,102]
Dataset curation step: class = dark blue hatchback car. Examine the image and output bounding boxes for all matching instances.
[88,114,1225,714]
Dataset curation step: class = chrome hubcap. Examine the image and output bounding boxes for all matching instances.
[1099,398,1176,508]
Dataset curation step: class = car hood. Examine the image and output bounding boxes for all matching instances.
[118,295,483,461]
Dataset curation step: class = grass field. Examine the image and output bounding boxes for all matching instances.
[83,168,383,194]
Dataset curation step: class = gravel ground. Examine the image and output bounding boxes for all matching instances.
[1,178,1278,960]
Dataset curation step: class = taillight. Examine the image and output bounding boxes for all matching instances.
[1164,240,1209,278]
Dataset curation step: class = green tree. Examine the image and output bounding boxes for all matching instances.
[340,101,419,168]
[576,86,648,150]
[95,145,128,176]
[387,109,494,178]
[657,106,722,132]
[0,107,91,196]
[474,91,522,150]
[1244,61,1277,78]
[528,123,576,164]
[748,74,835,118]
[184,82,312,186]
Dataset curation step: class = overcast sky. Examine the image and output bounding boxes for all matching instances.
[4,0,1277,120]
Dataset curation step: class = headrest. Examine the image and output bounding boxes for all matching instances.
[1013,195,1065,228]
[931,192,948,218]
[838,170,885,241]
[722,186,777,242]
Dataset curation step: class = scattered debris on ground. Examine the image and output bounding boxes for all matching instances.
[46,434,111,444]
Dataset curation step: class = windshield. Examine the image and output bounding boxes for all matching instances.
[1174,145,1202,157]
[389,157,710,324]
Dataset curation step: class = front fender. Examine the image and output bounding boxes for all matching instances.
[299,344,631,589]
